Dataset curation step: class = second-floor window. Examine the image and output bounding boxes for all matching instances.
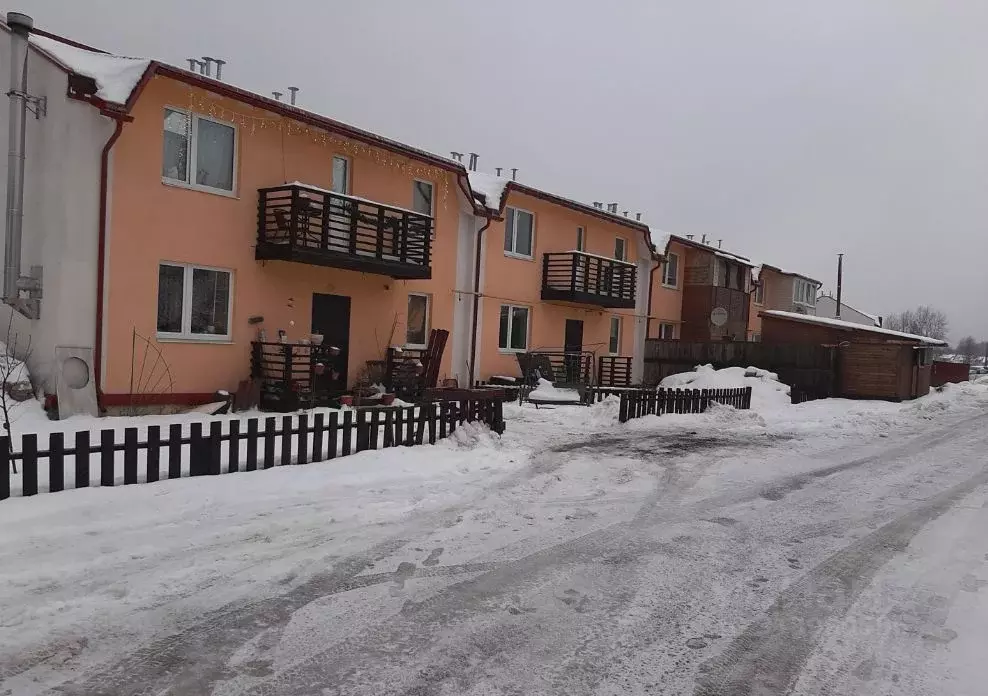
[412,180,434,217]
[614,238,627,261]
[162,108,235,194]
[754,281,765,305]
[576,226,585,252]
[793,279,817,306]
[662,252,679,288]
[504,207,534,258]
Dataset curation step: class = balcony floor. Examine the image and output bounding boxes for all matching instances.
[541,287,636,309]
[256,242,432,280]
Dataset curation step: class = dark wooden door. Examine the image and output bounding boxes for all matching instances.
[563,319,584,382]
[312,293,351,392]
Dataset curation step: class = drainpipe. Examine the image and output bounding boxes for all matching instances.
[93,117,127,400]
[645,258,661,338]
[4,12,33,314]
[467,214,493,388]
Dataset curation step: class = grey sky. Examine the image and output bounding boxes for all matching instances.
[13,0,988,341]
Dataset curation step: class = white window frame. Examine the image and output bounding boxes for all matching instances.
[161,107,238,197]
[412,178,435,217]
[576,226,585,252]
[614,237,627,262]
[754,281,765,305]
[331,155,351,194]
[504,206,535,260]
[609,316,622,354]
[405,292,431,349]
[659,323,676,340]
[156,262,234,342]
[498,304,530,352]
[662,252,679,288]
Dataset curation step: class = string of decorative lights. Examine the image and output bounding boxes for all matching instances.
[180,81,451,207]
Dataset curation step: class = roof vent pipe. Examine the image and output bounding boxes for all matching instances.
[717,239,722,248]
[200,57,213,77]
[288,86,299,105]
[701,234,708,244]
[511,168,518,181]
[607,203,618,213]
[187,58,198,71]
[449,151,463,162]
[213,58,226,80]
[623,210,629,217]
[468,153,478,171]
[272,91,283,101]
[635,212,642,221]
[4,11,43,318]
[495,167,502,177]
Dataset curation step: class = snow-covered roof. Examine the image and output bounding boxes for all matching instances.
[650,230,672,255]
[761,310,947,346]
[30,34,149,106]
[751,263,821,286]
[751,265,762,283]
[467,171,511,212]
[660,233,753,266]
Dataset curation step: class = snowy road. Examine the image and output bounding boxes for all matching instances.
[3,382,988,695]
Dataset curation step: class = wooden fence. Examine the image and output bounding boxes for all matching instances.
[618,386,752,422]
[597,356,633,387]
[1,399,505,501]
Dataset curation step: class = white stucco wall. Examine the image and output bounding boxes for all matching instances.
[0,27,111,391]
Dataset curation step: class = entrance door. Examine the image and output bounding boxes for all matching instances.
[312,293,351,393]
[563,319,584,382]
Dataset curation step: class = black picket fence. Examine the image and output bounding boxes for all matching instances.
[1,399,505,501]
[618,386,752,422]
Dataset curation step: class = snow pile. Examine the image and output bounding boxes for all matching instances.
[467,171,510,211]
[30,34,150,106]
[529,378,581,403]
[908,380,988,418]
[659,365,791,411]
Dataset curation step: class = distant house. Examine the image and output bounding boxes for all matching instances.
[748,265,822,341]
[815,295,881,327]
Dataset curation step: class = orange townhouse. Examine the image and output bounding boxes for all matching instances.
[457,171,655,387]
[748,264,822,341]
[6,25,486,409]
[646,231,688,340]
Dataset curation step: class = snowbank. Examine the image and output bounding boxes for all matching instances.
[659,365,791,411]
[528,378,581,403]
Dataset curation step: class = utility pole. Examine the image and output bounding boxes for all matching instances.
[835,254,844,320]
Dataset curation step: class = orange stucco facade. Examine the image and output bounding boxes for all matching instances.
[647,239,687,339]
[104,75,462,397]
[475,189,649,381]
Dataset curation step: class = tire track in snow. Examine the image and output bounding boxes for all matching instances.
[693,439,988,696]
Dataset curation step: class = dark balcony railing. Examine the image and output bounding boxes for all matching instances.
[256,184,432,279]
[541,252,636,308]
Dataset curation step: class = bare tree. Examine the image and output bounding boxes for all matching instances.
[0,313,35,474]
[884,306,949,340]
[956,336,979,364]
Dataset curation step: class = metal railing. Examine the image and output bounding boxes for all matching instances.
[541,252,636,308]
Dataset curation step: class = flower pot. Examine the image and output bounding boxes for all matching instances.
[339,395,354,407]
[310,333,324,346]
[381,393,396,405]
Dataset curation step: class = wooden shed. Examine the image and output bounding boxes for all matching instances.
[759,310,947,400]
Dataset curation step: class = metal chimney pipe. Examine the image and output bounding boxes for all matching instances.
[495,167,502,177]
[718,239,723,248]
[593,202,601,209]
[468,153,478,171]
[195,60,206,74]
[213,58,226,80]
[623,210,629,217]
[272,91,283,101]
[4,12,33,306]
[835,253,844,319]
[187,58,198,71]
[288,86,299,105]
[701,234,708,244]
[201,57,213,77]
[635,212,642,221]
[511,168,518,181]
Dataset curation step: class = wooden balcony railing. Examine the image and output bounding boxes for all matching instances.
[541,252,636,308]
[256,184,432,279]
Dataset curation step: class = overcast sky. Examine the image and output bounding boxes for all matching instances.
[13,0,988,341]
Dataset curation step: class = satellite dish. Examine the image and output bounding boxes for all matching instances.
[710,307,728,327]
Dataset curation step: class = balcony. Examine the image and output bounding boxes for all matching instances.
[256,184,432,279]
[541,252,637,308]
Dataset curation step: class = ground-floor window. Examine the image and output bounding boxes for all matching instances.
[751,332,762,342]
[156,262,232,340]
[406,293,430,347]
[498,305,530,351]
[609,316,622,354]
[659,323,676,339]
